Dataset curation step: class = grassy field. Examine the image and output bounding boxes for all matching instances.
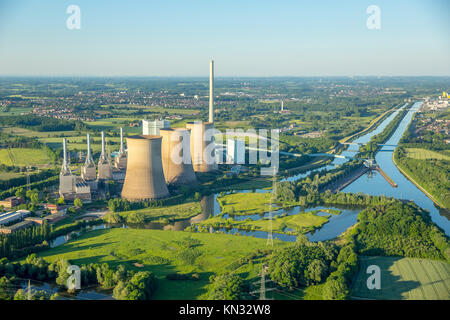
[1,126,79,138]
[0,171,26,180]
[198,209,338,235]
[35,228,288,299]
[217,192,275,216]
[225,178,273,191]
[39,135,121,153]
[406,148,450,161]
[0,147,50,166]
[100,104,200,115]
[352,256,450,300]
[106,201,203,223]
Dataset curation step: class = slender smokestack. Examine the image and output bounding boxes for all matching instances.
[101,131,106,157]
[63,138,67,165]
[119,127,124,154]
[61,138,71,175]
[209,60,214,123]
[85,133,93,165]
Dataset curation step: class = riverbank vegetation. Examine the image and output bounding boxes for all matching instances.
[394,109,450,209]
[104,201,203,225]
[349,201,449,262]
[0,253,157,300]
[194,209,338,236]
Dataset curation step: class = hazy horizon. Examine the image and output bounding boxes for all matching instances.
[1,0,449,77]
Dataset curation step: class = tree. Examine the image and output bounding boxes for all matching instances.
[74,198,83,208]
[15,187,26,200]
[57,196,65,205]
[207,274,245,300]
[322,278,348,300]
[306,259,328,285]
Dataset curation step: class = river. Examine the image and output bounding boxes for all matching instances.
[342,101,450,235]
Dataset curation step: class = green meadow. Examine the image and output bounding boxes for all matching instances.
[351,256,450,300]
[217,192,275,216]
[36,228,288,299]
[0,147,51,167]
[406,148,450,161]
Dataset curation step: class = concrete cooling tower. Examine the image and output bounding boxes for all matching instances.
[160,128,197,185]
[121,135,169,201]
[186,122,218,172]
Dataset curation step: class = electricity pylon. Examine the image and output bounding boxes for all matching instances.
[250,265,274,300]
[266,167,277,247]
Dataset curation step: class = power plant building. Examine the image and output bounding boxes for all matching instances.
[226,138,245,164]
[142,119,170,135]
[121,135,169,201]
[59,138,91,202]
[160,128,197,185]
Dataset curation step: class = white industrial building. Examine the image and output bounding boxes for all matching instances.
[0,210,31,226]
[142,119,171,135]
[226,138,245,164]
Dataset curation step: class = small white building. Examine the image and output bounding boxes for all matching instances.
[142,119,170,135]
[226,138,245,164]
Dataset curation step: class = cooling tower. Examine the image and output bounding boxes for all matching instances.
[160,128,197,185]
[121,135,169,201]
[185,122,218,172]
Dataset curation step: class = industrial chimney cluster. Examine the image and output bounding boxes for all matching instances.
[59,128,128,202]
[59,60,218,203]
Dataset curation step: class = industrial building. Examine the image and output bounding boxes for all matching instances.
[0,209,31,226]
[59,138,92,202]
[0,196,24,209]
[160,128,197,185]
[0,220,34,234]
[142,119,170,135]
[97,131,113,180]
[121,135,169,201]
[226,138,245,164]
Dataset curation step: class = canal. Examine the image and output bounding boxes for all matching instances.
[342,101,450,235]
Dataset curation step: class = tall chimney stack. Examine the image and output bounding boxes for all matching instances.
[209,60,214,123]
[101,131,106,158]
[119,127,124,154]
[61,138,71,175]
[85,133,94,165]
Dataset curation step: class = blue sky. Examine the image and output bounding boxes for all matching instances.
[0,0,448,76]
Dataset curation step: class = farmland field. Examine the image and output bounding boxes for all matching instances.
[406,148,450,161]
[0,147,50,166]
[352,256,450,300]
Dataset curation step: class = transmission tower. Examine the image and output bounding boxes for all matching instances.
[26,165,31,191]
[27,280,32,300]
[266,167,277,247]
[250,265,274,300]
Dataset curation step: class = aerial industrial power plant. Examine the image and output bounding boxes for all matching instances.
[1,1,448,306]
[59,60,218,201]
